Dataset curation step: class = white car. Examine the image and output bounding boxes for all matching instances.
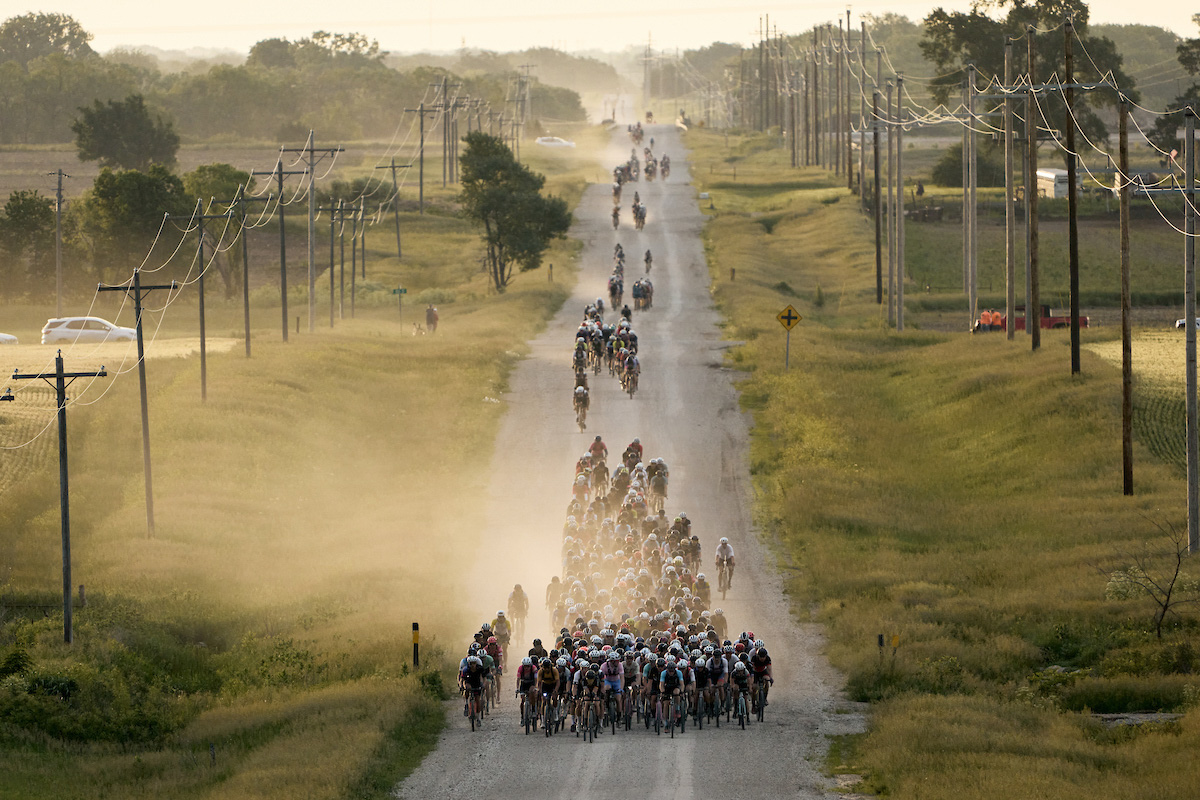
[41,316,136,344]
[1176,318,1200,329]
[535,136,576,148]
[0,332,17,344]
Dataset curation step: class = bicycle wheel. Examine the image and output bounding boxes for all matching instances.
[756,685,766,722]
[738,695,746,730]
[609,697,617,735]
[523,696,532,735]
[654,700,661,735]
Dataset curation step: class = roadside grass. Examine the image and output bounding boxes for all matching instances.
[687,127,1200,798]
[0,130,597,797]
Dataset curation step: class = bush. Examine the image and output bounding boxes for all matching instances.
[415,288,456,305]
[1058,675,1193,713]
[931,142,1006,188]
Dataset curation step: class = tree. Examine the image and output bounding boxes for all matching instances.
[459,131,571,293]
[0,12,94,69]
[1104,519,1200,639]
[0,189,54,296]
[1146,15,1200,156]
[920,0,1136,146]
[73,165,190,275]
[71,94,179,170]
[246,38,295,70]
[183,163,252,204]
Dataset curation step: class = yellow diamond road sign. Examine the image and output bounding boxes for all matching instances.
[777,305,802,331]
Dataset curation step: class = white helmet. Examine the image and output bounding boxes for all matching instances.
[522,657,532,666]
[720,537,729,544]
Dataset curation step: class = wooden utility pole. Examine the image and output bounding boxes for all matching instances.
[404,103,436,214]
[375,158,412,259]
[1027,25,1042,348]
[251,160,305,343]
[962,76,970,297]
[886,79,895,325]
[231,186,271,358]
[873,89,883,304]
[968,64,979,329]
[1004,42,1017,341]
[50,169,68,317]
[1119,100,1133,495]
[1065,19,1082,374]
[165,209,231,401]
[281,131,344,333]
[845,11,854,189]
[97,270,175,538]
[1186,108,1198,551]
[896,74,905,332]
[835,19,843,177]
[12,353,108,644]
[860,22,868,209]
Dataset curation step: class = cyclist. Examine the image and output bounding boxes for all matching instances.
[730,660,753,717]
[507,585,528,638]
[460,655,486,723]
[644,249,652,273]
[485,635,504,697]
[715,537,736,588]
[529,638,549,661]
[712,608,728,641]
[576,658,603,733]
[658,655,685,726]
[625,438,643,462]
[601,650,625,719]
[492,610,511,653]
[515,656,538,721]
[536,656,560,726]
[694,573,711,604]
[588,435,608,462]
[750,645,773,711]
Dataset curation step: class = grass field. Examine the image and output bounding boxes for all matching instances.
[687,126,1200,799]
[0,127,596,798]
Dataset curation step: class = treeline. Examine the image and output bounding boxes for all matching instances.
[0,13,589,145]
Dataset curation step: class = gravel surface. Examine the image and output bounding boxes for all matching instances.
[396,123,865,799]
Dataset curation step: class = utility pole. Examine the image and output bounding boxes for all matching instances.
[375,158,412,258]
[404,103,437,214]
[165,209,231,401]
[50,169,68,317]
[251,160,305,343]
[969,64,979,330]
[1065,18,1082,374]
[1027,25,1042,349]
[231,186,271,358]
[12,353,108,644]
[873,89,882,304]
[860,22,868,209]
[812,29,820,167]
[97,270,175,538]
[887,79,895,326]
[1119,99,1133,495]
[1004,42,1017,341]
[835,19,843,176]
[962,76,970,297]
[281,131,344,333]
[846,9,854,188]
[1186,108,1198,551]
[896,74,906,332]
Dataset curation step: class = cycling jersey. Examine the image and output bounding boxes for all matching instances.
[659,668,684,691]
[751,652,772,677]
[706,655,727,681]
[693,665,710,690]
[463,667,484,690]
[539,666,560,687]
[516,664,537,687]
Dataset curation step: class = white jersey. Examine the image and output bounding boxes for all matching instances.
[715,542,735,560]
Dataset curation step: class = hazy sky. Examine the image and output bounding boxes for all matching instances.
[18,1,1200,56]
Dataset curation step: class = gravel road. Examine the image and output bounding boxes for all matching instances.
[396,124,864,799]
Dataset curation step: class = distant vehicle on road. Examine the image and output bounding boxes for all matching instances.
[1176,318,1200,329]
[992,305,1089,332]
[0,332,17,344]
[41,316,136,344]
[535,136,575,148]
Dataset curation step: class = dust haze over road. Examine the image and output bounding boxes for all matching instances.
[398,124,864,798]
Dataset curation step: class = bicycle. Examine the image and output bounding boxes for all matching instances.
[520,688,535,735]
[755,678,772,722]
[625,371,638,399]
[736,686,750,730]
[606,689,621,736]
[541,690,557,737]
[575,402,587,433]
[466,687,483,731]
[717,557,731,599]
[579,693,601,743]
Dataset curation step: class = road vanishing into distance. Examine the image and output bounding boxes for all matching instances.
[398,123,864,798]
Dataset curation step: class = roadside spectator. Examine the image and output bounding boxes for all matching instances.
[426,304,439,333]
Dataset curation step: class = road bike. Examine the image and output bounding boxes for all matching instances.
[520,688,536,735]
[579,694,601,743]
[717,557,731,599]
[755,678,772,722]
[736,686,750,730]
[541,690,557,737]
[606,688,621,735]
[625,371,638,399]
[575,401,587,433]
[623,684,636,731]
[466,687,483,731]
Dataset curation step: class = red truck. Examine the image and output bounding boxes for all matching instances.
[979,305,1089,332]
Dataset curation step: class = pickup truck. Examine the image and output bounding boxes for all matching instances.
[993,305,1088,332]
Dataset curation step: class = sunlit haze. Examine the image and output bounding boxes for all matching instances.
[30,0,1200,56]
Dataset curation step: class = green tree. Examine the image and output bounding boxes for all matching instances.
[71,94,179,170]
[1146,15,1200,157]
[920,0,1136,147]
[459,131,571,293]
[183,163,252,204]
[73,165,190,275]
[0,189,55,296]
[0,12,94,69]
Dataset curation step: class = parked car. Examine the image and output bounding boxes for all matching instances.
[0,332,17,344]
[535,136,576,148]
[1176,318,1200,329]
[41,316,136,344]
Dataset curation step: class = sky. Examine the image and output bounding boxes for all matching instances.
[10,1,1198,56]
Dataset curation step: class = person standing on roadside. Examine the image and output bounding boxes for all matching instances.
[426,304,439,333]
